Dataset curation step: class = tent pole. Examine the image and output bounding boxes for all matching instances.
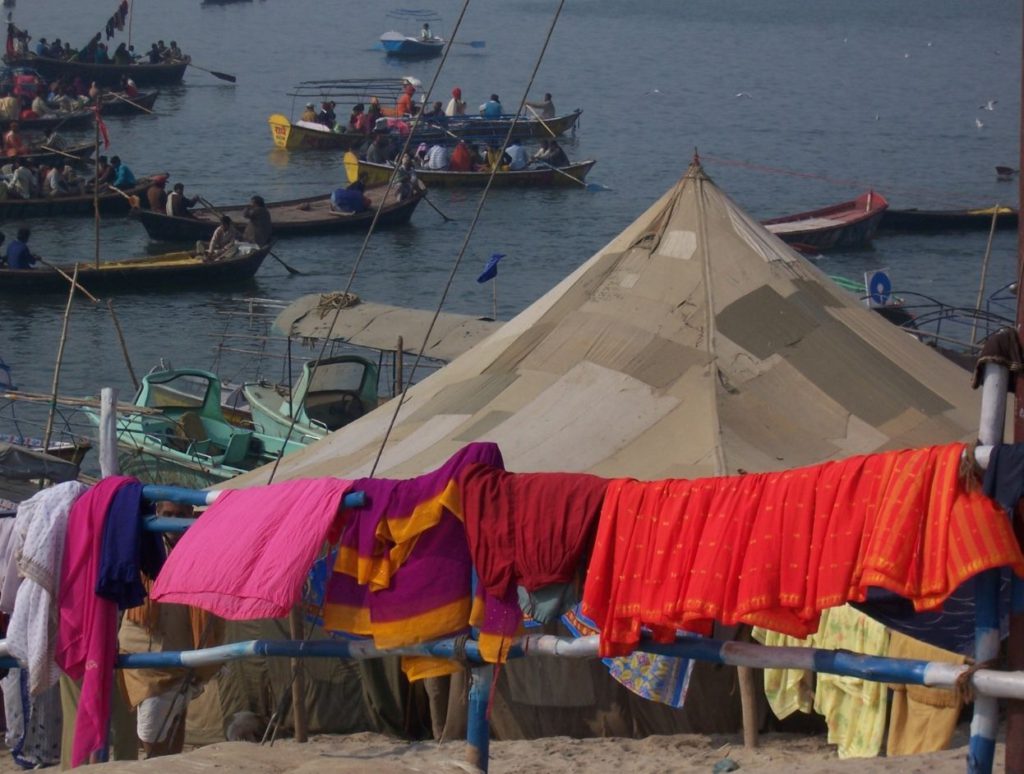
[99,387,120,477]
[288,607,308,743]
[972,362,1008,774]
[465,664,491,772]
[1009,7,1024,771]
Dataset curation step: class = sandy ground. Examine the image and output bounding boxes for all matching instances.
[29,730,997,773]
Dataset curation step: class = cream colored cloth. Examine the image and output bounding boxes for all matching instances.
[754,605,890,759]
[886,632,965,756]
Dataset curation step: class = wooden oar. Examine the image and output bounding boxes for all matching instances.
[37,257,100,302]
[187,63,237,83]
[40,144,86,162]
[452,40,486,48]
[524,104,558,139]
[109,184,141,208]
[420,190,455,222]
[537,161,609,192]
[196,195,306,276]
[110,92,154,115]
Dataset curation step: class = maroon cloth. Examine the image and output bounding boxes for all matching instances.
[456,464,610,596]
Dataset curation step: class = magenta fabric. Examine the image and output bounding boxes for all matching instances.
[151,478,353,620]
[55,475,135,768]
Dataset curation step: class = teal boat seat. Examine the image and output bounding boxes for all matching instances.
[222,430,253,467]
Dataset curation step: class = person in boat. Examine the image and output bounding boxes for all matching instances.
[61,42,74,60]
[166,182,198,217]
[366,97,383,128]
[424,141,450,170]
[300,102,317,123]
[30,91,52,117]
[396,83,416,117]
[449,140,472,172]
[94,42,111,64]
[146,175,168,211]
[445,86,466,117]
[505,140,529,171]
[112,42,132,65]
[5,227,37,268]
[413,142,429,166]
[331,176,372,214]
[0,89,19,123]
[394,154,418,200]
[524,92,556,119]
[44,164,83,197]
[242,195,272,246]
[165,41,183,61]
[94,155,113,187]
[422,100,448,128]
[347,103,366,133]
[3,122,28,157]
[156,40,168,58]
[33,37,48,57]
[544,139,569,167]
[364,133,390,164]
[47,39,62,58]
[318,100,337,129]
[88,81,101,102]
[484,142,510,171]
[204,216,238,261]
[479,94,503,118]
[120,75,139,98]
[147,43,162,64]
[421,22,433,40]
[109,155,136,188]
[17,99,39,121]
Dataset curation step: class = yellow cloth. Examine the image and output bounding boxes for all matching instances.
[754,605,889,759]
[886,632,965,756]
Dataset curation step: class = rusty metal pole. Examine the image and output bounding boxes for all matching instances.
[1008,7,1024,771]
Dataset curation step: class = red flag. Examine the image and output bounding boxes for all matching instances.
[93,105,110,149]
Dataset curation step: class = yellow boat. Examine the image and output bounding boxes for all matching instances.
[267,114,367,151]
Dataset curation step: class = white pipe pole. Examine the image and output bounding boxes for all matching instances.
[99,387,120,477]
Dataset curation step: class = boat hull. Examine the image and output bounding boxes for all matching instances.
[360,159,596,187]
[0,177,157,219]
[133,188,423,242]
[763,191,889,251]
[98,89,160,115]
[3,54,188,87]
[380,34,444,58]
[880,207,1019,232]
[268,114,368,151]
[0,245,268,294]
[245,385,326,443]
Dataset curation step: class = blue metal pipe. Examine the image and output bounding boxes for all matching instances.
[466,665,493,773]
[969,569,1001,774]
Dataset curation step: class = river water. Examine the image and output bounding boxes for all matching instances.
[0,0,1020,443]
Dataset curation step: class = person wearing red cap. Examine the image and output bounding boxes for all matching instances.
[445,86,466,117]
[396,83,416,117]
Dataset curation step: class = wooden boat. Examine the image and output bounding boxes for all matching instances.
[132,185,424,242]
[0,176,157,219]
[880,205,1019,233]
[268,114,368,151]
[0,440,83,511]
[245,355,380,443]
[268,109,583,151]
[2,54,189,87]
[0,243,269,293]
[98,89,160,115]
[359,158,596,188]
[379,31,444,58]
[5,140,94,167]
[14,108,95,132]
[82,367,306,487]
[762,191,889,251]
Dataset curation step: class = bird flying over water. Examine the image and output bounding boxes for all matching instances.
[980,100,997,111]
[735,92,751,98]
[976,118,985,129]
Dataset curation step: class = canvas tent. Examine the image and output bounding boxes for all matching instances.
[188,159,987,743]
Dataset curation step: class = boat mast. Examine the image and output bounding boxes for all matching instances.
[1009,5,1024,772]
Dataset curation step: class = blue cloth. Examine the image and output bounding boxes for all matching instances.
[5,240,35,270]
[112,164,135,188]
[330,187,367,213]
[476,253,505,283]
[982,442,1024,516]
[480,100,502,118]
[95,479,166,610]
[506,145,529,171]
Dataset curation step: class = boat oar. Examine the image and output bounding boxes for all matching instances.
[524,104,558,139]
[452,40,486,48]
[196,195,306,276]
[110,92,155,115]
[40,144,86,162]
[420,190,455,222]
[187,62,237,83]
[109,184,141,208]
[38,258,100,302]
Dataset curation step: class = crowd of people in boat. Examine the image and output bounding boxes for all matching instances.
[297,82,558,137]
[0,151,137,201]
[9,24,186,65]
[0,70,143,127]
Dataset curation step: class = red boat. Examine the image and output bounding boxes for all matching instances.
[762,191,889,251]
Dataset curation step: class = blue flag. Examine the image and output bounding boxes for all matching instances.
[476,253,506,283]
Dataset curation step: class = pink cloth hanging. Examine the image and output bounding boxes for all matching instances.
[55,476,134,768]
[152,478,353,620]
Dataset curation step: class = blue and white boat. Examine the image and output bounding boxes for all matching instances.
[379,9,445,58]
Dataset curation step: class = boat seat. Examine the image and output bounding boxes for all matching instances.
[221,430,253,467]
[178,411,221,456]
[305,390,364,431]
